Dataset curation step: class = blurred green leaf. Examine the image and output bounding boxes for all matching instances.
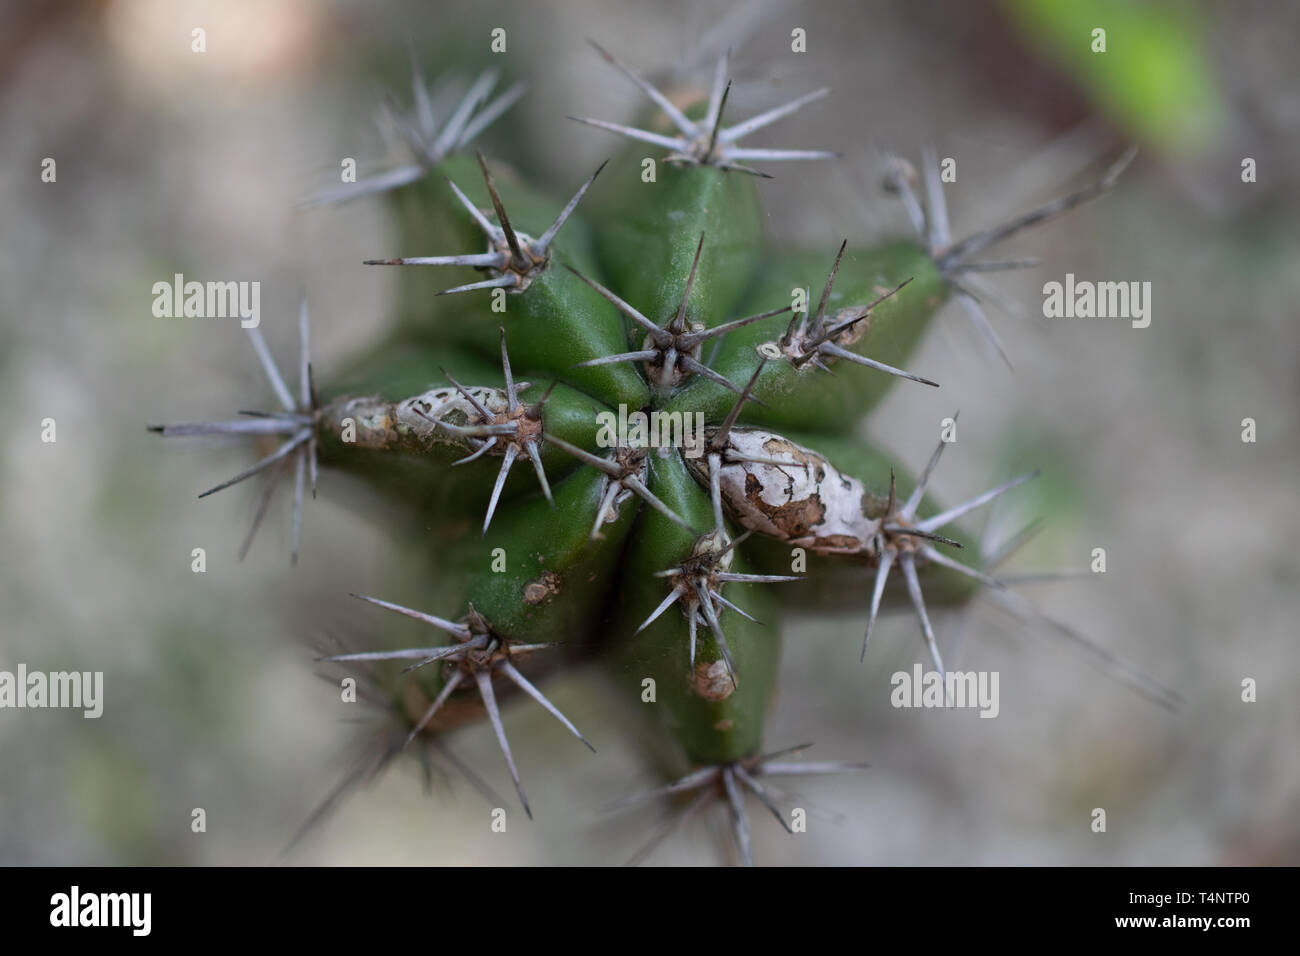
[1004,0,1223,151]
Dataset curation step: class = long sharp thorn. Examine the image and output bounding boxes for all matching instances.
[561,265,665,341]
[623,475,696,534]
[706,79,731,161]
[535,160,607,254]
[687,612,698,673]
[436,275,516,296]
[444,176,502,239]
[861,549,895,661]
[819,278,914,341]
[684,305,792,348]
[290,444,305,565]
[440,368,495,420]
[959,258,1041,273]
[589,479,621,540]
[921,545,1005,590]
[711,357,767,450]
[298,164,425,208]
[900,554,948,699]
[483,444,518,534]
[921,145,951,250]
[406,41,435,140]
[472,667,532,819]
[984,518,1045,570]
[497,327,518,412]
[432,69,497,155]
[475,151,525,268]
[714,572,800,584]
[818,342,939,387]
[813,240,848,334]
[707,454,724,534]
[757,742,816,763]
[603,766,719,812]
[565,115,687,151]
[451,437,497,466]
[724,147,838,161]
[636,586,684,634]
[400,643,476,673]
[761,761,870,776]
[197,432,309,498]
[721,766,753,867]
[940,146,1138,269]
[572,349,659,369]
[349,593,472,639]
[308,436,318,498]
[364,252,506,268]
[319,646,464,663]
[150,417,300,437]
[297,298,312,410]
[952,284,1014,370]
[694,582,737,688]
[673,233,707,333]
[454,80,527,150]
[404,670,465,747]
[918,470,1040,534]
[656,346,676,391]
[734,765,793,833]
[625,788,713,867]
[237,455,289,561]
[981,586,1181,711]
[883,149,927,239]
[679,355,768,405]
[500,660,596,752]
[710,590,760,624]
[902,415,958,519]
[540,431,620,475]
[587,39,698,137]
[246,326,296,413]
[882,525,963,549]
[719,87,831,143]
[280,742,397,859]
[703,50,729,140]
[524,440,553,507]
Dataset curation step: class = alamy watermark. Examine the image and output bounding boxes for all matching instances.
[151,273,260,328]
[50,886,150,936]
[596,405,706,458]
[1042,274,1151,328]
[0,665,103,718]
[890,664,999,718]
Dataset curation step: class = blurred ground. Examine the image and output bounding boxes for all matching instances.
[1,0,1297,865]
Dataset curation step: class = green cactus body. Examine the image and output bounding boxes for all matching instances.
[614,449,779,764]
[595,163,763,332]
[149,41,1161,863]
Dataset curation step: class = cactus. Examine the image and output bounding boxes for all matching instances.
[149,40,1176,866]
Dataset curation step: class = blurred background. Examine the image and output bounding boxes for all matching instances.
[1,0,1297,865]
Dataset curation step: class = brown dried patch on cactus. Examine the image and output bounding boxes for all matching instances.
[522,571,562,606]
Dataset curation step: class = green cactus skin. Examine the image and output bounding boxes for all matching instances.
[595,163,763,333]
